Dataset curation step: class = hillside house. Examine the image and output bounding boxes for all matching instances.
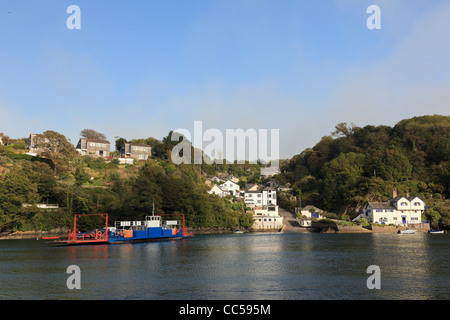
[0,133,9,145]
[26,133,48,155]
[208,184,228,198]
[300,205,324,219]
[120,143,151,160]
[220,179,240,197]
[211,176,226,184]
[253,204,283,230]
[76,138,110,158]
[356,195,425,226]
[244,186,277,208]
[219,174,239,184]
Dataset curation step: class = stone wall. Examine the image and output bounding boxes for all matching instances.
[337,225,371,233]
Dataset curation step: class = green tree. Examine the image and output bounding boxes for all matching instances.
[115,137,127,152]
[36,130,77,174]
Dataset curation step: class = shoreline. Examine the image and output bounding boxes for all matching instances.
[0,228,70,240]
[0,225,436,240]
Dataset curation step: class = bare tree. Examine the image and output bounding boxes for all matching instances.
[80,129,107,140]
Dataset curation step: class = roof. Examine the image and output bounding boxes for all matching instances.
[222,179,239,185]
[407,196,424,202]
[80,138,110,144]
[302,205,323,212]
[367,202,395,209]
[126,143,151,148]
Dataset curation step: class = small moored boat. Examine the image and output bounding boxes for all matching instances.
[234,228,243,234]
[428,230,444,234]
[41,236,60,240]
[398,229,417,234]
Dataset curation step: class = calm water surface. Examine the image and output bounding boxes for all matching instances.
[0,232,448,299]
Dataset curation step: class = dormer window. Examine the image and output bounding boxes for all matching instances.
[401,202,407,206]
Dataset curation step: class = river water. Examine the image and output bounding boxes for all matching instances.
[0,232,448,300]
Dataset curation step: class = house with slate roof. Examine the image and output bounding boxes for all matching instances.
[358,195,425,226]
[76,137,111,158]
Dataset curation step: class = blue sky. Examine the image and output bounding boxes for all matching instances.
[0,0,449,159]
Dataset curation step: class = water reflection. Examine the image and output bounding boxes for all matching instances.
[0,233,448,299]
[369,233,435,299]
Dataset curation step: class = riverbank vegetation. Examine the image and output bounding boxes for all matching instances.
[0,115,449,233]
[275,115,450,230]
[0,132,256,234]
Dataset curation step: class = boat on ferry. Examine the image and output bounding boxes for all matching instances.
[50,213,192,246]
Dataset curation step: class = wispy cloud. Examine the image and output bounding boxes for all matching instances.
[325,1,450,129]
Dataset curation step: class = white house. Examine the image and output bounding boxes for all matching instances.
[221,179,241,197]
[252,204,283,230]
[244,187,277,208]
[208,185,228,198]
[356,196,425,226]
[300,205,324,219]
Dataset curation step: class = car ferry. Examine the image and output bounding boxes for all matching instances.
[108,214,188,243]
[50,213,192,246]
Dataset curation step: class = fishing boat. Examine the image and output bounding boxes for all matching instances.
[49,213,192,246]
[398,229,417,234]
[233,228,243,234]
[428,230,444,234]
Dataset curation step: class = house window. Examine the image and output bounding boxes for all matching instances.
[401,202,407,206]
[414,202,421,206]
[376,209,382,212]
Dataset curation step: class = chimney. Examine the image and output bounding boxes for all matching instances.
[393,187,397,198]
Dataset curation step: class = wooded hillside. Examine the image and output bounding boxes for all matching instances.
[275,115,449,228]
